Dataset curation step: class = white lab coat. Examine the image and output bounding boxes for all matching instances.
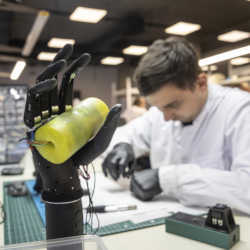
[106,83,250,215]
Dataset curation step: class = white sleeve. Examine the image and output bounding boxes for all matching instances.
[158,102,250,215]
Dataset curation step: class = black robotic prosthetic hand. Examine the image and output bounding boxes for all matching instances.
[24,44,122,203]
[24,45,121,241]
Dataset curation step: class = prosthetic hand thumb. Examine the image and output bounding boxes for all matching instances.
[102,143,135,180]
[130,169,162,201]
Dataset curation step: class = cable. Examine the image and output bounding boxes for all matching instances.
[79,163,100,234]
[0,201,5,224]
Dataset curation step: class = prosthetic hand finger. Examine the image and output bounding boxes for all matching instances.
[52,44,73,63]
[36,59,66,82]
[37,61,66,120]
[59,53,91,113]
[72,104,122,166]
[24,79,57,128]
[49,43,74,115]
[38,44,73,116]
[130,169,162,201]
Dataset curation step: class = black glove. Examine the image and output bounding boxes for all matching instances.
[102,142,135,180]
[130,169,162,201]
[24,44,122,203]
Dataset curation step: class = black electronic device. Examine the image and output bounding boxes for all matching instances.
[5,182,28,197]
[165,204,240,249]
[1,167,24,175]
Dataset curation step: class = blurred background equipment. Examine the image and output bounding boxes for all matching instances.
[0,84,28,170]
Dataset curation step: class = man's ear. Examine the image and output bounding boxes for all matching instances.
[197,73,207,91]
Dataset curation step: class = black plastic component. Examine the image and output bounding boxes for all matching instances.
[46,200,83,250]
[31,147,84,203]
[6,181,28,197]
[59,53,91,112]
[165,205,240,249]
[1,167,23,175]
[205,203,236,233]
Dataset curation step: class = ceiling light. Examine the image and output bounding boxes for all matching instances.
[123,45,148,56]
[199,45,250,66]
[22,10,50,56]
[231,57,250,65]
[48,38,75,48]
[69,6,107,23]
[101,57,124,65]
[10,61,26,80]
[37,52,57,61]
[165,21,201,36]
[217,30,250,42]
[202,65,218,71]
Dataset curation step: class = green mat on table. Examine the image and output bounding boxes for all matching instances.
[3,181,165,244]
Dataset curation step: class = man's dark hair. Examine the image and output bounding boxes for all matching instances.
[133,37,201,96]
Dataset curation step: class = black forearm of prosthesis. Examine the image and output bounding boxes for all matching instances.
[31,147,84,246]
[46,201,83,242]
[46,201,83,250]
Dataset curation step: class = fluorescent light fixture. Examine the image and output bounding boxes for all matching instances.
[22,10,50,56]
[69,6,107,23]
[202,65,218,71]
[165,21,201,36]
[217,30,250,43]
[231,57,250,65]
[48,38,75,48]
[37,52,57,61]
[199,45,250,67]
[123,45,148,56]
[10,61,26,80]
[101,57,124,65]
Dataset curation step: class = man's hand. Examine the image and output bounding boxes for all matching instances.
[130,169,162,201]
[102,143,135,180]
[24,44,121,202]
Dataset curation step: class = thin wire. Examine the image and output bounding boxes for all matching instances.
[0,201,5,224]
[90,162,100,233]
[80,163,100,234]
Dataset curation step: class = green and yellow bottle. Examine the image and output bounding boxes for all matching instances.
[34,97,109,164]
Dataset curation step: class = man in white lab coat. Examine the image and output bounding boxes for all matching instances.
[102,37,250,215]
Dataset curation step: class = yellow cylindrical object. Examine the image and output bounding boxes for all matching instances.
[34,97,109,164]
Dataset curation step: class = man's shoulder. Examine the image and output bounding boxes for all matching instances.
[214,84,250,106]
[216,85,250,120]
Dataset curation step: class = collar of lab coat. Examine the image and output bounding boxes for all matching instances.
[192,83,225,126]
